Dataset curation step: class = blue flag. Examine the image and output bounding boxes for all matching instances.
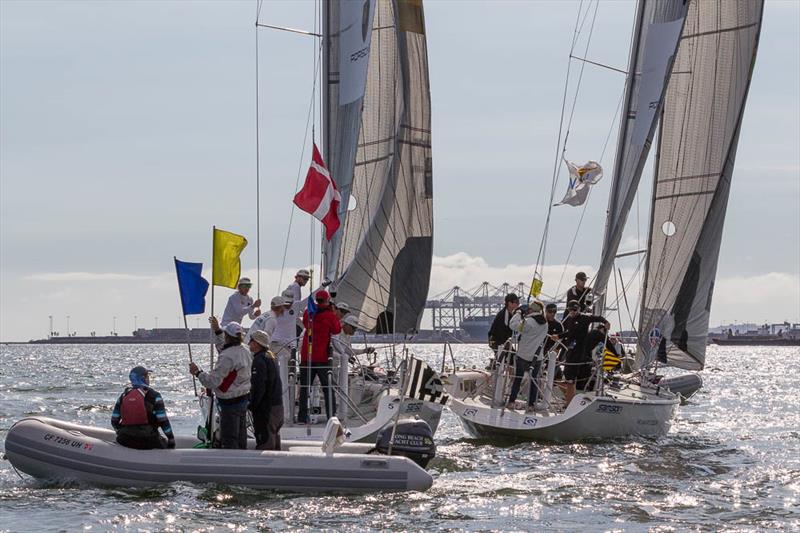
[174,258,209,316]
[306,293,318,316]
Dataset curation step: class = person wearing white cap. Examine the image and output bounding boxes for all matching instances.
[189,316,252,449]
[332,314,375,361]
[285,269,311,317]
[245,294,297,419]
[221,277,262,326]
[506,300,550,412]
[247,330,283,450]
[332,301,351,321]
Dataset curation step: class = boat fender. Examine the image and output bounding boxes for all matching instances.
[321,416,348,456]
[373,418,436,469]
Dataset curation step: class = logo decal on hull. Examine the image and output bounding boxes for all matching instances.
[596,404,623,414]
[523,417,537,427]
[464,408,478,418]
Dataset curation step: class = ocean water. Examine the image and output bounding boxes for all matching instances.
[0,343,798,532]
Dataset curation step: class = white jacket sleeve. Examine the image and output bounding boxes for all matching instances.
[198,350,235,390]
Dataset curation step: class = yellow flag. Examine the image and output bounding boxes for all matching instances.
[529,274,543,298]
[212,228,247,288]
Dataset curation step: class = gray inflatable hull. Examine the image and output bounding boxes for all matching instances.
[4,417,432,492]
[659,373,703,402]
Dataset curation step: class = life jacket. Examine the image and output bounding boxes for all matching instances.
[120,388,150,426]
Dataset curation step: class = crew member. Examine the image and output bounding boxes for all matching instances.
[563,272,593,316]
[248,330,284,450]
[221,277,261,326]
[189,318,252,449]
[286,269,311,317]
[332,301,351,321]
[559,301,609,406]
[111,366,175,450]
[543,302,565,379]
[297,290,341,423]
[506,300,549,412]
[488,293,520,352]
[333,314,375,363]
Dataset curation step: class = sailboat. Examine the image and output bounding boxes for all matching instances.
[257,0,443,442]
[445,0,764,441]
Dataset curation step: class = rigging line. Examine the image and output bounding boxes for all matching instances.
[536,0,601,276]
[533,0,586,276]
[277,15,322,293]
[255,2,262,299]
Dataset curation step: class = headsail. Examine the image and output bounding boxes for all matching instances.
[325,0,433,334]
[637,0,765,370]
[593,0,690,308]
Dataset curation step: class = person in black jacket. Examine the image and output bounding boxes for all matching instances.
[488,293,520,352]
[559,300,609,406]
[248,330,284,450]
[562,271,593,317]
[111,366,175,450]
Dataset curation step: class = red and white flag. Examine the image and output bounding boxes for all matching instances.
[293,143,341,240]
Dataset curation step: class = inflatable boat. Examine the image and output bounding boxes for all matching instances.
[3,417,433,492]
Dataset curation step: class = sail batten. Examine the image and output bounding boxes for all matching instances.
[637,0,765,370]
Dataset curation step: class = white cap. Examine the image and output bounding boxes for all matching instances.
[238,277,252,286]
[270,296,289,308]
[296,269,311,278]
[335,302,350,313]
[222,322,243,337]
[249,329,270,348]
[281,289,294,301]
[342,315,360,329]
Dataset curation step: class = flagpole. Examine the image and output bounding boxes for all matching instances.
[174,257,198,397]
[210,226,216,369]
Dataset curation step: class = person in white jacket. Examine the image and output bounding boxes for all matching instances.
[506,300,549,412]
[189,318,252,449]
[221,277,261,326]
[332,314,375,363]
[285,269,310,317]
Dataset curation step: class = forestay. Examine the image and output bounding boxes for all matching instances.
[593,0,690,308]
[325,0,433,334]
[637,0,765,370]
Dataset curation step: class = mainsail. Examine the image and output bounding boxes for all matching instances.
[637,0,765,370]
[593,0,690,308]
[324,0,433,334]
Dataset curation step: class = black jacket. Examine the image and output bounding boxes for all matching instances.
[563,285,593,317]
[540,319,564,354]
[250,350,283,413]
[488,308,513,349]
[561,313,607,355]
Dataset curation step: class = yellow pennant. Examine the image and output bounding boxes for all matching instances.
[212,228,247,288]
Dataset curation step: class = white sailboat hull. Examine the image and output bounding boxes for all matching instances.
[4,417,432,492]
[445,371,679,442]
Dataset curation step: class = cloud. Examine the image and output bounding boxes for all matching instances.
[25,272,154,282]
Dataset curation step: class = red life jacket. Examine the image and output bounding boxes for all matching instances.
[120,388,149,426]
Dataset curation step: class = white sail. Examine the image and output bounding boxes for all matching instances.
[637,0,765,370]
[593,0,690,308]
[326,0,433,334]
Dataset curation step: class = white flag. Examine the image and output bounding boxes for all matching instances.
[555,159,603,207]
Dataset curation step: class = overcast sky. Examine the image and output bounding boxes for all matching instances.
[1,0,798,341]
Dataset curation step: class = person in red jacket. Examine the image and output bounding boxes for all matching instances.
[297,290,341,423]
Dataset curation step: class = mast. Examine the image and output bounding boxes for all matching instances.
[321,0,331,280]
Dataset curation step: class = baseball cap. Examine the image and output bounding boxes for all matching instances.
[296,269,311,278]
[315,290,330,302]
[568,300,581,311]
[545,303,558,312]
[222,322,243,337]
[334,302,351,313]
[270,296,289,308]
[249,330,270,348]
[343,315,360,329]
[575,272,588,281]
[238,277,252,286]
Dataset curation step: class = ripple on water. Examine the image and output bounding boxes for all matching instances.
[0,344,799,531]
